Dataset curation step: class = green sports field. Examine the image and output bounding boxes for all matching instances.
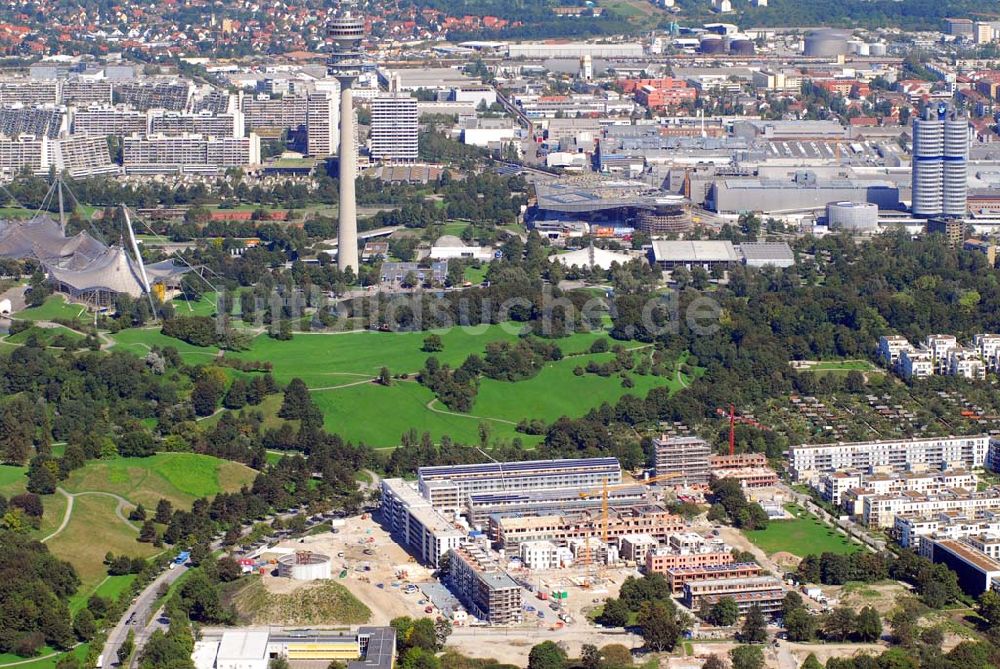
[745,504,861,557]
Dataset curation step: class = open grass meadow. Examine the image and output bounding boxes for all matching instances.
[61,453,258,509]
[110,323,696,446]
[745,504,862,557]
[14,295,87,323]
[228,576,371,626]
[45,494,158,592]
[5,324,85,346]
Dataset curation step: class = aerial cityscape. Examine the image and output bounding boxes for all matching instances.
[6,1,1000,669]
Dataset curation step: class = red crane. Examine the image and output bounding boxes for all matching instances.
[716,404,769,456]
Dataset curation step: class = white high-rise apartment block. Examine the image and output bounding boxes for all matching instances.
[0,134,118,179]
[306,92,339,157]
[370,94,418,163]
[911,104,969,218]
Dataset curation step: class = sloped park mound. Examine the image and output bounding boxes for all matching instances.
[226,575,371,626]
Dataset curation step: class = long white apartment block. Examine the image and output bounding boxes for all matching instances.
[379,477,465,567]
[864,489,1000,529]
[789,434,990,482]
[820,468,977,508]
[72,104,149,136]
[895,511,1000,555]
[0,134,118,180]
[122,133,260,175]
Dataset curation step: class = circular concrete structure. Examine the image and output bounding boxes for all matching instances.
[699,35,725,54]
[826,201,878,231]
[277,551,332,581]
[729,38,755,55]
[637,197,691,235]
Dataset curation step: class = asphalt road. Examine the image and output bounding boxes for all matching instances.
[101,561,190,668]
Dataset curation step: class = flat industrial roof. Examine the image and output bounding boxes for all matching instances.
[739,242,795,262]
[468,484,647,505]
[650,240,739,263]
[935,539,1000,573]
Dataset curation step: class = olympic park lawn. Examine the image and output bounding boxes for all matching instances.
[110,324,698,447]
[744,503,862,557]
[14,295,88,323]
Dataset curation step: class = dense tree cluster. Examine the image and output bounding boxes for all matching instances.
[706,478,769,530]
[0,531,80,656]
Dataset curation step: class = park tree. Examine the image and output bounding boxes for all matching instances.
[637,601,682,652]
[599,597,630,627]
[739,605,768,644]
[702,655,727,669]
[138,520,157,543]
[597,644,632,669]
[155,498,173,524]
[72,609,97,641]
[378,367,392,386]
[128,504,147,522]
[224,378,249,409]
[977,590,1000,629]
[823,606,856,642]
[581,644,600,669]
[729,645,764,669]
[855,606,882,642]
[279,378,314,420]
[118,630,135,665]
[528,641,567,669]
[422,335,444,352]
[800,654,822,669]
[782,591,804,618]
[707,597,739,626]
[784,608,816,642]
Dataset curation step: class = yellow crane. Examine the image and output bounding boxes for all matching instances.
[578,472,686,544]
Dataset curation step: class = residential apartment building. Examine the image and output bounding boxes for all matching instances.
[447,544,523,625]
[0,134,118,179]
[653,436,711,485]
[492,507,685,549]
[863,489,1000,529]
[899,349,933,380]
[370,94,418,163]
[682,576,785,615]
[379,478,465,568]
[820,468,977,511]
[518,540,561,570]
[242,95,307,133]
[618,534,659,563]
[0,81,59,105]
[877,335,914,367]
[465,485,648,527]
[666,562,763,595]
[306,93,338,157]
[417,457,622,513]
[60,80,113,106]
[788,435,989,482]
[122,133,261,175]
[894,510,1000,554]
[114,81,191,111]
[148,110,244,139]
[644,533,733,574]
[72,104,148,136]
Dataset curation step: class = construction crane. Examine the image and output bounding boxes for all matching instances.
[577,472,686,545]
[716,403,769,456]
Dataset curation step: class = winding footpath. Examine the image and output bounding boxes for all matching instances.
[42,488,139,544]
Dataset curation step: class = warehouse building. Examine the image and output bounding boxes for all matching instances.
[417,457,622,513]
[647,240,739,271]
[447,544,523,625]
[379,478,465,567]
[507,42,644,59]
[738,242,795,268]
[193,628,396,669]
[706,172,900,214]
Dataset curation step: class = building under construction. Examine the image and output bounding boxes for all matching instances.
[490,505,685,550]
[447,544,523,625]
[465,484,651,527]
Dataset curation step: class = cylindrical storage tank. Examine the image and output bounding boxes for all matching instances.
[943,115,969,216]
[847,40,863,54]
[826,201,879,231]
[803,29,851,57]
[856,42,870,56]
[699,35,725,54]
[277,552,332,581]
[730,39,755,55]
[911,114,944,217]
[869,43,887,57]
